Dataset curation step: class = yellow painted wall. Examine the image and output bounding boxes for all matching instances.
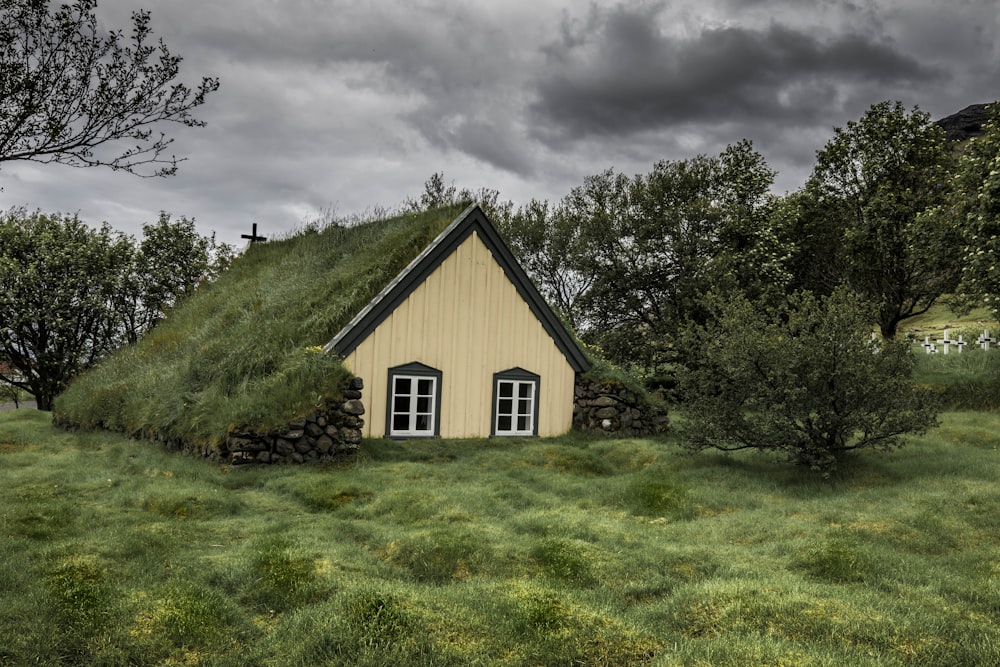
[342,230,577,438]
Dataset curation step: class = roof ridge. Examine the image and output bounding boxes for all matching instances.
[323,203,590,372]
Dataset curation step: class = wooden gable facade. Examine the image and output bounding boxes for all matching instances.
[323,204,590,439]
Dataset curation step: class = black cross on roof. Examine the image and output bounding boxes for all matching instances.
[241,223,267,243]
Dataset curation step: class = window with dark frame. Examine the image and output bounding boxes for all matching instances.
[492,368,540,437]
[387,362,441,437]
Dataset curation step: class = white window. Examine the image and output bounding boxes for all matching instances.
[387,363,441,437]
[493,368,539,436]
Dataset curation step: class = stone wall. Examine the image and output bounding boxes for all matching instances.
[573,377,668,437]
[219,377,365,465]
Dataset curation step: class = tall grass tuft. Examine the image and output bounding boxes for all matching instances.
[243,537,330,612]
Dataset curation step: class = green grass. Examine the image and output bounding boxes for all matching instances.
[2,408,999,665]
[899,302,996,338]
[53,204,468,449]
[895,299,1000,410]
[913,345,1000,410]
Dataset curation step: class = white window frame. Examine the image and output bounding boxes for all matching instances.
[386,363,441,438]
[492,368,540,437]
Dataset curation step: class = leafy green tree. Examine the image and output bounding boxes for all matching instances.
[569,141,786,377]
[0,210,133,409]
[112,212,234,345]
[805,101,960,338]
[954,103,1000,313]
[677,288,939,474]
[774,189,848,297]
[411,172,457,211]
[0,0,218,176]
[0,209,231,409]
[494,198,594,330]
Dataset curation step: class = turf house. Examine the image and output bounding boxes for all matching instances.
[322,204,590,440]
[56,204,666,463]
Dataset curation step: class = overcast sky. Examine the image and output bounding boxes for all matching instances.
[2,0,997,248]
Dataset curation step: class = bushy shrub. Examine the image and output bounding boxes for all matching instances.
[678,288,940,474]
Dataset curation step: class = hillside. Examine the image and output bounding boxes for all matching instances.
[936,102,993,141]
[54,204,469,448]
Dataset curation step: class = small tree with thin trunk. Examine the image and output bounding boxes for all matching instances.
[0,210,132,410]
[677,288,939,474]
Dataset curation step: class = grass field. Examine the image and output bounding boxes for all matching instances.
[2,408,998,666]
[900,303,995,339]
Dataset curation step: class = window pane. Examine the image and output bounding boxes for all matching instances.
[498,415,512,432]
[518,383,532,399]
[517,416,530,431]
[394,396,409,412]
[393,414,408,430]
[519,398,532,416]
[498,398,512,416]
[416,414,430,431]
[394,377,411,395]
[499,382,513,398]
[417,378,433,396]
[416,396,430,413]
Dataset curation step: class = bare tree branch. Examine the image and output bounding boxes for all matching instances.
[0,0,219,177]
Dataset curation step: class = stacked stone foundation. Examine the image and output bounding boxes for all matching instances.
[573,377,668,437]
[220,377,365,465]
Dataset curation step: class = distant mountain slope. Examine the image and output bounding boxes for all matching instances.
[936,103,993,141]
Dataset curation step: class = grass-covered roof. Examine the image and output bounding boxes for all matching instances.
[55,204,470,446]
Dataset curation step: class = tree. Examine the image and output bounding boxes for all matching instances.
[410,172,458,211]
[953,103,1000,312]
[494,198,595,330]
[0,209,133,409]
[0,208,231,409]
[111,212,234,345]
[407,172,514,223]
[677,288,939,474]
[805,101,960,338]
[564,141,785,378]
[0,0,219,176]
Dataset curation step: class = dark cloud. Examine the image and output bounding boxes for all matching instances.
[530,5,940,144]
[0,0,994,247]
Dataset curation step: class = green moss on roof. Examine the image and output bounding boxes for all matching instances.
[54,204,468,446]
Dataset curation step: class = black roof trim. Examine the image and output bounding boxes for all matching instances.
[323,204,591,373]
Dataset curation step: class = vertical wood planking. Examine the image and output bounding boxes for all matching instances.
[344,231,576,438]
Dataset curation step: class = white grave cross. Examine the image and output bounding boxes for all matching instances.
[978,329,996,351]
[938,329,956,354]
[956,335,967,353]
[921,336,937,354]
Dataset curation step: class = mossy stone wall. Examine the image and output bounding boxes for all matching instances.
[222,377,365,464]
[573,377,668,436]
